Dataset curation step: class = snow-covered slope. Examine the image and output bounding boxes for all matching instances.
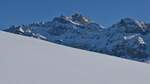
[1,31,150,84]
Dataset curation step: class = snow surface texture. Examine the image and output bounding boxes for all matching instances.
[4,13,150,62]
[1,31,150,84]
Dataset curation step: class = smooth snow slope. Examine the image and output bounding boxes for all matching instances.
[0,31,150,84]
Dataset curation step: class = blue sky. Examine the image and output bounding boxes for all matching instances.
[0,0,150,29]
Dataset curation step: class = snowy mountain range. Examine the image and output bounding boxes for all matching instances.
[4,13,150,62]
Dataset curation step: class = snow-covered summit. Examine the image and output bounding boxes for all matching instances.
[52,13,96,25]
[112,17,148,33]
[71,13,90,24]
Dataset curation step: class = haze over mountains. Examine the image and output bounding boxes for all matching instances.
[4,13,150,62]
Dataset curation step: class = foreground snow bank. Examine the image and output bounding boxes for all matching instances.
[0,31,150,84]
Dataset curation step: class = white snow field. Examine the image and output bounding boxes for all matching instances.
[0,31,150,84]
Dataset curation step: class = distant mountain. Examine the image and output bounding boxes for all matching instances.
[4,13,150,62]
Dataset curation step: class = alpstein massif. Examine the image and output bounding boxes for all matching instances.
[4,13,150,62]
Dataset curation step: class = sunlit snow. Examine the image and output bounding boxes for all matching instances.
[0,31,150,84]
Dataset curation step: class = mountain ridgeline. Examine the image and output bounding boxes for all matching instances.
[4,13,150,62]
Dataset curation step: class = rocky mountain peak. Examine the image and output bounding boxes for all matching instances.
[71,13,90,24]
[112,17,148,33]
